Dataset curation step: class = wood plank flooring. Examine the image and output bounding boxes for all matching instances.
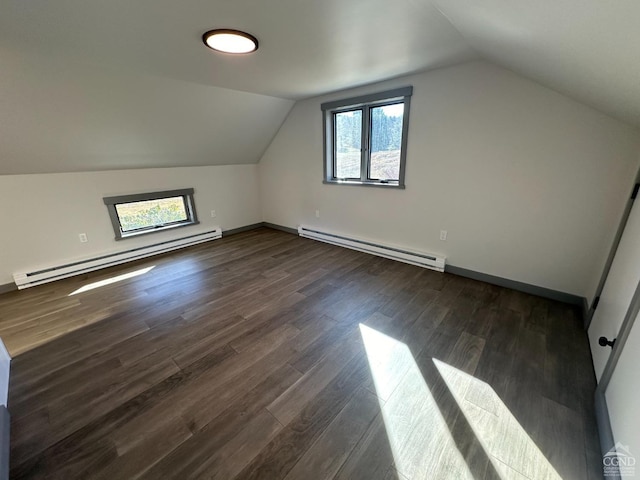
[0,227,602,479]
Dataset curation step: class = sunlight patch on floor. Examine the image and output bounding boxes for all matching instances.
[359,323,473,480]
[434,359,562,480]
[69,266,155,296]
[360,323,563,480]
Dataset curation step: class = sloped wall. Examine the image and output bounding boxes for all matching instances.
[0,48,294,174]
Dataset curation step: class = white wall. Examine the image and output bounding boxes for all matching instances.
[259,61,640,300]
[0,165,261,285]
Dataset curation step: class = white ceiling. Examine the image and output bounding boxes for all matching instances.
[2,0,639,121]
[0,0,476,99]
[1,0,639,174]
[431,0,640,127]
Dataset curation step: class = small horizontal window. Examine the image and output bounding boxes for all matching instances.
[322,86,412,188]
[103,189,199,240]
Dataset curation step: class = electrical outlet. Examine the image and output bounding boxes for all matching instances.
[79,233,88,243]
[315,209,320,218]
[210,210,217,218]
[440,230,447,241]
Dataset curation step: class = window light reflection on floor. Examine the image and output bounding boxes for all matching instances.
[359,323,473,479]
[433,359,562,480]
[359,323,562,480]
[68,266,155,296]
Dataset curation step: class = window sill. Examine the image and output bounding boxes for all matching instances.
[116,220,200,241]
[323,180,405,189]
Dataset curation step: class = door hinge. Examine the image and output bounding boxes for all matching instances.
[592,296,600,310]
[632,183,640,200]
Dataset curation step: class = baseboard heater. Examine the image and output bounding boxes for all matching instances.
[298,225,445,272]
[13,227,222,289]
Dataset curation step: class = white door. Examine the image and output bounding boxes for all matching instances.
[605,312,640,460]
[588,201,640,380]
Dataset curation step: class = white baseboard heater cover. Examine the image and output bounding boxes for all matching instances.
[13,227,222,289]
[298,225,445,272]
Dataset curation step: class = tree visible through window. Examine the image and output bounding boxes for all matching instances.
[116,197,188,233]
[369,103,404,180]
[323,87,412,188]
[103,189,199,240]
[335,110,362,179]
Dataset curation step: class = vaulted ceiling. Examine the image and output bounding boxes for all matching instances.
[1,0,638,174]
[432,0,640,128]
[0,0,475,99]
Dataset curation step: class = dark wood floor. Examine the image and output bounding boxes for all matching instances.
[2,227,602,479]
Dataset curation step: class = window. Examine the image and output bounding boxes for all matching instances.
[322,86,412,188]
[103,188,199,240]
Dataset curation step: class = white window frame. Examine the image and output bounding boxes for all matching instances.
[322,86,412,189]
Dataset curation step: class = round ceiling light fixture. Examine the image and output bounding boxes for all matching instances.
[202,29,259,54]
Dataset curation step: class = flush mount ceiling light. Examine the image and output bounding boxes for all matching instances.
[202,29,259,54]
